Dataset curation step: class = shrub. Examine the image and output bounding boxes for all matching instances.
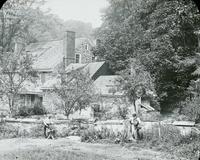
[81,127,118,143]
[32,104,47,115]
[0,123,20,138]
[29,124,44,138]
[181,96,200,122]
[17,106,32,117]
[56,127,70,137]
[116,105,129,119]
[177,140,200,160]
[141,124,183,150]
[17,103,47,117]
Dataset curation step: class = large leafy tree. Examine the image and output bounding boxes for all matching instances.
[136,0,200,111]
[0,0,44,115]
[0,0,46,54]
[53,68,95,118]
[117,58,159,110]
[0,50,36,115]
[94,0,200,111]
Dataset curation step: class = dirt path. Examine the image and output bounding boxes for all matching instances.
[0,138,185,160]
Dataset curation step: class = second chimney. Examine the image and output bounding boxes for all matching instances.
[63,31,75,68]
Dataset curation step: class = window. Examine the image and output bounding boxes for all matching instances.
[75,54,80,63]
[41,73,46,84]
[85,44,88,50]
[92,56,95,61]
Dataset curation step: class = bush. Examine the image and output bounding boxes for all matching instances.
[81,127,117,143]
[116,105,129,119]
[177,140,200,160]
[17,106,32,117]
[17,103,47,117]
[32,104,47,115]
[0,123,20,138]
[141,124,184,152]
[140,123,200,159]
[29,124,44,138]
[56,127,70,137]
[181,96,200,122]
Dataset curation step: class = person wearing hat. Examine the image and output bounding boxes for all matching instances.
[130,112,141,141]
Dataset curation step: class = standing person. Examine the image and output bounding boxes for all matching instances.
[130,112,141,141]
[43,115,55,139]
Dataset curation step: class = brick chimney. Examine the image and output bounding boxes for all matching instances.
[63,31,75,68]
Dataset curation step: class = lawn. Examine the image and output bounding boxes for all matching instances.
[1,149,110,160]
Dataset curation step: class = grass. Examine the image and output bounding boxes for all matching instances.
[1,149,111,160]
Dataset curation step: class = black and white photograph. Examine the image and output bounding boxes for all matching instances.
[0,0,200,159]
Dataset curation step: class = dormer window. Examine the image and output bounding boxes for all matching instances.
[75,54,81,63]
[85,44,88,50]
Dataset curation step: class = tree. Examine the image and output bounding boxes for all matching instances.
[93,0,200,111]
[117,58,159,110]
[181,96,200,122]
[0,0,44,115]
[0,50,36,115]
[93,0,142,71]
[136,0,200,111]
[53,68,95,118]
[64,20,93,39]
[0,0,46,54]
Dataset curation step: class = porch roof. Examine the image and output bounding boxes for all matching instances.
[19,81,43,96]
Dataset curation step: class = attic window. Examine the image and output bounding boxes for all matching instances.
[75,54,80,63]
[85,44,88,50]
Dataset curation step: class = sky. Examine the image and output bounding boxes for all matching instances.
[42,0,109,28]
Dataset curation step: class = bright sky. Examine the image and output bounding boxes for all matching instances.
[43,0,109,28]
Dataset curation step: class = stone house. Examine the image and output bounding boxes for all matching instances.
[0,30,156,119]
[15,31,117,119]
[19,31,96,109]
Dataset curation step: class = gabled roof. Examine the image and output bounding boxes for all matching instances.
[83,61,105,78]
[65,63,87,73]
[42,61,106,89]
[26,40,63,71]
[26,38,94,71]
[65,61,105,79]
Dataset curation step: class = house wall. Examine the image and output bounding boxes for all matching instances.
[38,72,53,85]
[19,94,42,108]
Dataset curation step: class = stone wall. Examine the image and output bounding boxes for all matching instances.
[1,118,196,138]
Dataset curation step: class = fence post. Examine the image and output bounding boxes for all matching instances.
[158,121,161,139]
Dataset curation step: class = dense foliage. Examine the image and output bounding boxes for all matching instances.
[93,0,200,111]
[0,0,42,114]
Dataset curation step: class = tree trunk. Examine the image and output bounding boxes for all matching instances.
[8,95,16,117]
